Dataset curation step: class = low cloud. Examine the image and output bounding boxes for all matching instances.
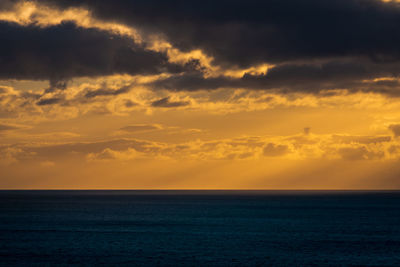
[120,124,162,132]
[40,160,55,167]
[389,124,400,137]
[338,146,385,161]
[36,97,63,106]
[124,99,138,108]
[151,97,190,108]
[332,135,392,144]
[87,148,143,162]
[1,129,400,164]
[263,143,290,157]
[0,123,22,131]
[84,84,131,98]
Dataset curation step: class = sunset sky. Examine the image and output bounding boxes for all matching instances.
[1,0,400,189]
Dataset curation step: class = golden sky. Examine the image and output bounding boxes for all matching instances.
[1,0,400,189]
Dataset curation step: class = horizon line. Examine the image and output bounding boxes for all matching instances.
[1,189,399,191]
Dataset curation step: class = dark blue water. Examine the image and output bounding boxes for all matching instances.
[0,191,399,266]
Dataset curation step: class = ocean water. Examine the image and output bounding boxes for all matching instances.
[0,191,399,266]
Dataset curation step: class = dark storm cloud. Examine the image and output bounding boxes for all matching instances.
[29,83,134,107]
[151,97,190,108]
[151,59,400,94]
[3,0,400,96]
[0,21,184,83]
[36,0,400,67]
[151,73,233,92]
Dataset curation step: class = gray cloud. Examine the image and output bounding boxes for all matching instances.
[0,21,185,85]
[36,0,400,67]
[3,0,400,97]
[36,97,63,106]
[124,99,138,108]
[389,124,400,137]
[84,84,131,99]
[0,0,16,9]
[151,59,400,95]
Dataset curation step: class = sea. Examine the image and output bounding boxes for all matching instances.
[0,190,399,266]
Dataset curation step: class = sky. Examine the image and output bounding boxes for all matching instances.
[1,0,400,189]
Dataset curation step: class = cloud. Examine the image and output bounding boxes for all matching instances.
[35,0,400,67]
[31,83,136,107]
[2,1,400,97]
[389,124,400,137]
[124,99,138,108]
[332,135,392,144]
[84,84,131,98]
[86,148,143,162]
[2,129,400,165]
[0,21,184,83]
[0,0,16,10]
[0,123,21,131]
[36,97,63,106]
[337,146,385,161]
[14,139,164,162]
[151,59,400,95]
[2,79,400,123]
[151,96,190,108]
[263,143,290,157]
[151,73,232,91]
[40,160,55,167]
[0,146,23,165]
[120,124,162,132]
